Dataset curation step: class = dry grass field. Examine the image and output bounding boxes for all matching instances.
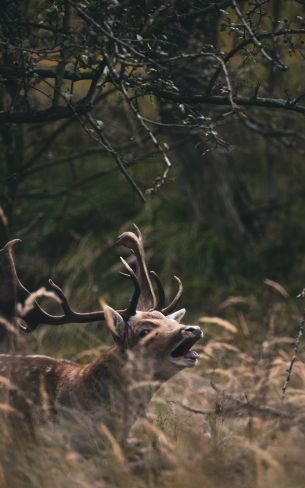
[1,289,304,488]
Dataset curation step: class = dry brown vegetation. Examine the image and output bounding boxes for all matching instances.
[1,285,305,488]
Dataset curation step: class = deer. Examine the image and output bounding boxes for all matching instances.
[0,227,203,444]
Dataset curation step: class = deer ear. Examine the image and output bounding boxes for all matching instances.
[166,308,186,323]
[106,307,126,340]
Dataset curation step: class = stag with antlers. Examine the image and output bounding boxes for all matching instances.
[0,227,202,443]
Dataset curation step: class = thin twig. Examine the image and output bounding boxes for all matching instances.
[231,0,286,70]
[120,82,172,171]
[86,114,146,202]
[282,291,305,397]
[210,381,292,418]
[205,53,237,111]
[170,393,292,419]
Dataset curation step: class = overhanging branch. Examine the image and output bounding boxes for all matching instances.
[154,92,305,116]
[0,65,95,81]
[0,101,91,124]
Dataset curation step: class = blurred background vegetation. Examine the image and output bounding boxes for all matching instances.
[1,0,305,326]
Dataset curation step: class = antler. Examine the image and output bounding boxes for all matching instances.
[119,257,140,320]
[0,239,142,332]
[0,239,20,321]
[0,226,183,334]
[0,207,9,248]
[19,271,141,331]
[18,279,106,331]
[117,225,184,315]
[117,225,156,311]
[149,271,165,310]
[0,242,105,331]
[150,271,183,315]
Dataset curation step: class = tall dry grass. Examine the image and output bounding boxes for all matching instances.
[1,290,305,488]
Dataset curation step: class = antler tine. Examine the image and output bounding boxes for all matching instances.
[117,228,156,311]
[19,279,106,330]
[150,271,165,310]
[132,223,142,240]
[161,276,183,315]
[48,279,74,315]
[119,257,141,319]
[0,239,21,322]
[3,239,22,249]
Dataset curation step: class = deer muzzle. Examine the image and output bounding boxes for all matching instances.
[168,326,203,368]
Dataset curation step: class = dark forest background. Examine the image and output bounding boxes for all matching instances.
[2,0,305,316]
[2,1,305,320]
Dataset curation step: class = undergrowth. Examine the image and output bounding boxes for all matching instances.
[1,286,305,488]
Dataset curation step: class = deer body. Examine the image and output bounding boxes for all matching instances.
[0,350,133,437]
[0,228,203,441]
[0,311,202,440]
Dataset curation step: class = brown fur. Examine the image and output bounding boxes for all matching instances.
[0,310,202,442]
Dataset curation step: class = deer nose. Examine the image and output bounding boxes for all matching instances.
[183,326,203,337]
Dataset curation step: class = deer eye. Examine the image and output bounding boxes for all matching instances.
[139,329,150,338]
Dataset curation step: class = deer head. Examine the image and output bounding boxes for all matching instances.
[110,225,202,379]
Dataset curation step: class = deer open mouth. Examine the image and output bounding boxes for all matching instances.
[169,337,200,368]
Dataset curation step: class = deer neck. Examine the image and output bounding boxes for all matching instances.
[82,346,160,399]
[81,346,126,389]
[72,346,160,434]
